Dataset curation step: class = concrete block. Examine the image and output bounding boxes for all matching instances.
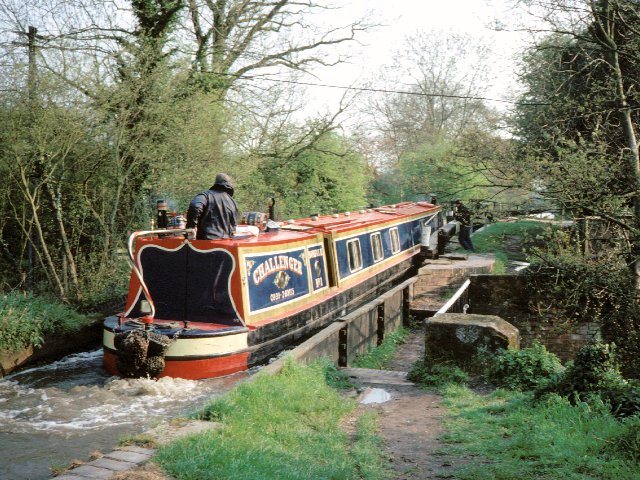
[105,449,152,464]
[90,456,136,471]
[425,313,520,366]
[64,464,113,479]
[121,445,156,456]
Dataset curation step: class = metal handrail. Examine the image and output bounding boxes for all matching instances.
[434,279,471,316]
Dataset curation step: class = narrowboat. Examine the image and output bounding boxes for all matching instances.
[103,202,441,379]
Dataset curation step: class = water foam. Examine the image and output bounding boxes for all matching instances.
[0,352,216,434]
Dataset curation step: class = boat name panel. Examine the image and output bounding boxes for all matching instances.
[245,247,311,312]
[308,244,328,291]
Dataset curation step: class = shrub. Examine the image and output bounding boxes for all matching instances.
[605,415,640,463]
[408,360,468,388]
[526,235,640,379]
[482,342,564,391]
[536,342,640,417]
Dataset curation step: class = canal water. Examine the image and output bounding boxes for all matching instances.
[0,349,248,479]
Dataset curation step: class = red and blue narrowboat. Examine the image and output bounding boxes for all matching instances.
[103,202,441,379]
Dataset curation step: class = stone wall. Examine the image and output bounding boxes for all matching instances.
[468,274,600,362]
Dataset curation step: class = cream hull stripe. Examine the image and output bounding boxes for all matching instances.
[103,330,248,356]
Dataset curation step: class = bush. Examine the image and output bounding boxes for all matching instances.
[482,342,564,391]
[0,292,95,353]
[536,342,640,417]
[408,360,468,387]
[605,415,640,463]
[526,236,640,379]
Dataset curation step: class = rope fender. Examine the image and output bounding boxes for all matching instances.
[114,330,171,378]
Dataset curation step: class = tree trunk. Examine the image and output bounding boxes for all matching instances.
[591,0,640,291]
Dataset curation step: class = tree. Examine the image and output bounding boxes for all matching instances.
[0,1,371,302]
[362,31,510,204]
[513,0,640,287]
[183,0,372,97]
[512,0,640,376]
[253,126,370,219]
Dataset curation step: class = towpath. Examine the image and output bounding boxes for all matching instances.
[343,330,454,480]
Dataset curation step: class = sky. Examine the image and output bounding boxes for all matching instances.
[300,0,529,115]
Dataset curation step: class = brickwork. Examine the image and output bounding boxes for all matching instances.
[413,255,495,296]
[468,275,602,362]
[411,254,495,317]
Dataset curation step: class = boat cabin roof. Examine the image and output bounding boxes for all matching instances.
[226,201,439,246]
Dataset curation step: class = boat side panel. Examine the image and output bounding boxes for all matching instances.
[246,255,415,365]
[240,237,328,324]
[334,216,428,282]
[244,245,311,313]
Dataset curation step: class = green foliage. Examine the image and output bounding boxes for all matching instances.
[440,385,640,478]
[525,227,640,379]
[515,28,638,220]
[0,292,95,353]
[352,328,409,370]
[605,415,640,464]
[408,361,469,388]
[369,135,500,206]
[160,359,390,479]
[536,343,640,418]
[480,343,564,391]
[310,357,357,390]
[257,130,371,219]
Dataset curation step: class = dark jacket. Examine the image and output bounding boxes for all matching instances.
[186,178,238,240]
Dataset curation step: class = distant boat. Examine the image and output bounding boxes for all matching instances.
[103,202,441,379]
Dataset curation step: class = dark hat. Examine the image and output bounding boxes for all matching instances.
[213,173,235,196]
[215,173,233,187]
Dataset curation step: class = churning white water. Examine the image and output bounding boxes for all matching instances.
[0,349,247,479]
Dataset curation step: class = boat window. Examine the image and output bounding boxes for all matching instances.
[347,239,363,272]
[371,232,384,262]
[389,228,400,254]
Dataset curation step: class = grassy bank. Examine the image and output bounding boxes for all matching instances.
[439,385,639,479]
[0,292,97,353]
[471,220,553,273]
[155,359,390,480]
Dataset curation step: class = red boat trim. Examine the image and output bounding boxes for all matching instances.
[103,350,249,379]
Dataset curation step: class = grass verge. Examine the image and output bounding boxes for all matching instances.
[155,358,391,480]
[439,384,640,479]
[352,327,409,370]
[0,292,97,353]
[469,220,553,273]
